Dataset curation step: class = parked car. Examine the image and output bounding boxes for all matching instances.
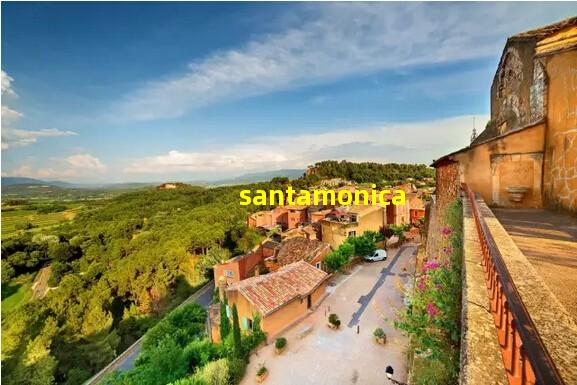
[364,249,387,262]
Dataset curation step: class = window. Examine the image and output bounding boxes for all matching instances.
[226,305,231,317]
[348,231,356,237]
[225,270,233,278]
[315,262,322,270]
[242,318,253,331]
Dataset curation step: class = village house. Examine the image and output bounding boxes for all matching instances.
[212,241,278,285]
[264,236,331,272]
[247,205,308,231]
[211,261,329,342]
[213,237,332,284]
[320,205,385,249]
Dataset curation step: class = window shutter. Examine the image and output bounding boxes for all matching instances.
[242,317,248,330]
[226,305,231,317]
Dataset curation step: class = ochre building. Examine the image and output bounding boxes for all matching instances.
[433,17,577,213]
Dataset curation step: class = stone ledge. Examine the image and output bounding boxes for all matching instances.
[460,197,508,385]
[477,197,577,384]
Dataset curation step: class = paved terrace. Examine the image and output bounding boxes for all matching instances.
[492,208,577,322]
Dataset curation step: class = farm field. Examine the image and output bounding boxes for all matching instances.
[1,203,84,239]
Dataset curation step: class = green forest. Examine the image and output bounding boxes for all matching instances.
[307,160,435,185]
[1,161,434,385]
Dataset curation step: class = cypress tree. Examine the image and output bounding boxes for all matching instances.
[219,297,231,340]
[231,303,242,358]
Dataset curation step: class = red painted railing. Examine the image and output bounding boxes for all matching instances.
[463,184,564,385]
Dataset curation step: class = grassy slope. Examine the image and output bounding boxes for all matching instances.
[1,274,34,317]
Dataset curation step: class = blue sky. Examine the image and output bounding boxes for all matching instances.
[2,2,576,182]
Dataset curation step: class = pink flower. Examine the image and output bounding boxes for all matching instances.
[441,226,452,237]
[423,261,440,272]
[417,277,427,291]
[443,246,453,255]
[426,303,438,318]
[435,283,443,290]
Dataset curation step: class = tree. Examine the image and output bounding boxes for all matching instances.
[345,235,375,257]
[196,247,231,274]
[219,298,231,340]
[231,304,242,358]
[1,260,15,283]
[48,261,67,287]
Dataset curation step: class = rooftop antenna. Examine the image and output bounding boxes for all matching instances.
[470,116,477,144]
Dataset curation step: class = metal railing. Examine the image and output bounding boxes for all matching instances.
[463,184,564,385]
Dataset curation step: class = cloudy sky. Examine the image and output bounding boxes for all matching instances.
[2,2,576,182]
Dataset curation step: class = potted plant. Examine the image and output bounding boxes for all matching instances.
[256,364,268,383]
[275,337,287,354]
[373,327,386,344]
[327,313,341,329]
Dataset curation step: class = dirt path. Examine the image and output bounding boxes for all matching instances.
[31,266,52,299]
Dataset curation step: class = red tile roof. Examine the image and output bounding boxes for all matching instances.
[226,261,328,316]
[275,237,331,266]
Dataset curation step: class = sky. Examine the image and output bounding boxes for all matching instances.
[2,2,577,183]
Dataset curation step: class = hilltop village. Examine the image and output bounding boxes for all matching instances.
[209,180,428,342]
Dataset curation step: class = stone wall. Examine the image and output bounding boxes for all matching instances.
[426,161,460,260]
[542,48,577,213]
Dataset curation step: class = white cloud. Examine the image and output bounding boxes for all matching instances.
[1,70,78,150]
[2,127,77,150]
[65,154,107,172]
[3,153,107,179]
[1,70,16,96]
[117,3,575,120]
[124,114,487,175]
[1,105,23,124]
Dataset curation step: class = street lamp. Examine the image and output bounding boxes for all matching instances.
[385,365,407,385]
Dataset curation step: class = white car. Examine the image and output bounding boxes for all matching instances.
[364,249,387,262]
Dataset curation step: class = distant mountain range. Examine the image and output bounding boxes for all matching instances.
[1,169,305,190]
[203,169,304,185]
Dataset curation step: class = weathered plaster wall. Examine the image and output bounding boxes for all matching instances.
[454,123,545,207]
[489,41,537,136]
[542,48,577,212]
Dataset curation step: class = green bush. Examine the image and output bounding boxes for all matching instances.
[328,314,340,327]
[275,337,287,349]
[256,366,267,377]
[227,358,246,384]
[194,358,229,385]
[373,328,385,338]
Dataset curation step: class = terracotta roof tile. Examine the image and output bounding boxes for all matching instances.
[275,237,331,266]
[226,261,328,316]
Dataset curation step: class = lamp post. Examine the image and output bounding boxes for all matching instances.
[385,366,407,385]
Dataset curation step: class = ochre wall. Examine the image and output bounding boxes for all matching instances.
[261,282,327,340]
[542,49,577,212]
[454,123,545,207]
[226,282,327,341]
[320,206,385,249]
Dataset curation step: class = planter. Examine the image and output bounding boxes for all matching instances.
[275,346,286,355]
[256,370,268,383]
[374,336,386,345]
[327,322,340,330]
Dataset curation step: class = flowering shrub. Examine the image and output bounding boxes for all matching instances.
[395,199,463,385]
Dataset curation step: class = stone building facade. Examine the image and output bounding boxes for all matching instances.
[433,17,577,213]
